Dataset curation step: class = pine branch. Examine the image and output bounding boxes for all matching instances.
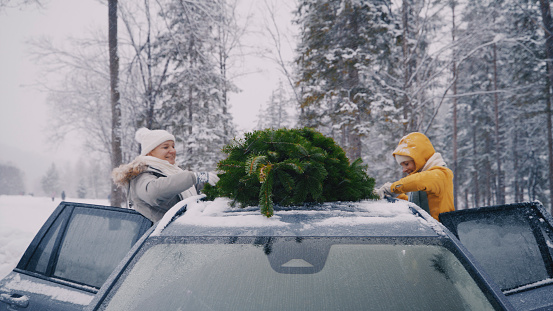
[206,128,376,217]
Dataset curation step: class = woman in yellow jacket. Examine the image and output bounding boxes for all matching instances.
[375,132,454,221]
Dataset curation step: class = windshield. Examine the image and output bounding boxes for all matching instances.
[100,237,497,311]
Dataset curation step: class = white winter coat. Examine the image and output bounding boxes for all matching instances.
[112,157,201,222]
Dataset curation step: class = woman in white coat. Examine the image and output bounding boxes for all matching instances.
[112,127,218,222]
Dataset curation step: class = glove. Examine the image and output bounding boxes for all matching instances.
[194,172,220,187]
[207,172,220,186]
[374,182,398,199]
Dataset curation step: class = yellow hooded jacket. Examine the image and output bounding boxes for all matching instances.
[391,132,454,220]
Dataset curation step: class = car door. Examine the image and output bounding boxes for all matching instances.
[0,201,152,311]
[440,201,553,311]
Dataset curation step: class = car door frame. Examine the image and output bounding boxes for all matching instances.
[440,201,553,310]
[16,202,151,289]
[0,201,152,311]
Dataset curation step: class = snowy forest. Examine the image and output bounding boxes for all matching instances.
[3,0,553,215]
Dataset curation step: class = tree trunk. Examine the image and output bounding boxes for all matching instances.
[451,2,458,210]
[539,0,553,215]
[485,136,492,205]
[464,188,469,210]
[402,0,411,134]
[145,0,154,129]
[109,0,124,207]
[217,20,229,144]
[547,70,553,213]
[492,43,504,204]
[186,83,194,171]
[513,129,520,202]
[472,114,479,208]
[352,114,362,160]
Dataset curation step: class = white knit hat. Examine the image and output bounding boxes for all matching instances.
[394,154,413,165]
[135,127,175,156]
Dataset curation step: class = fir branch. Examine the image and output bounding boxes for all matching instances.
[259,173,274,217]
[259,164,273,183]
[206,128,376,217]
[246,155,267,176]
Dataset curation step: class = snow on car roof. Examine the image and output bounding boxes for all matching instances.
[152,195,441,238]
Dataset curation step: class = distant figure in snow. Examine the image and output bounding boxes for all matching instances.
[112,127,219,222]
[61,191,66,201]
[51,192,55,202]
[374,132,454,221]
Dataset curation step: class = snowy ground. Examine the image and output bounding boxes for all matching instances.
[0,195,109,280]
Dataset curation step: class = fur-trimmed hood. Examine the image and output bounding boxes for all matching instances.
[112,155,185,188]
[111,158,150,188]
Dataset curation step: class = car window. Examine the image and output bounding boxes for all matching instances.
[26,215,65,274]
[99,237,497,311]
[440,202,553,292]
[456,212,548,290]
[53,206,146,288]
[22,204,150,289]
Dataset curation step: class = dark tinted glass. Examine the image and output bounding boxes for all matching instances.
[26,216,64,273]
[101,237,497,311]
[456,211,548,290]
[53,206,144,287]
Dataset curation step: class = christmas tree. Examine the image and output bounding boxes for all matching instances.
[204,128,377,217]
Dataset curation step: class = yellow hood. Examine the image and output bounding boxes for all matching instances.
[392,132,435,173]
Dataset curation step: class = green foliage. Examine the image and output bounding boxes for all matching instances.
[203,128,377,217]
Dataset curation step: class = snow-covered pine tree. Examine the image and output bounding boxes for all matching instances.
[501,0,550,206]
[390,0,446,135]
[257,80,293,130]
[294,0,394,161]
[451,0,550,208]
[41,163,60,198]
[365,1,459,188]
[153,0,236,171]
[452,0,504,208]
[204,128,377,217]
[77,178,87,199]
[117,0,173,139]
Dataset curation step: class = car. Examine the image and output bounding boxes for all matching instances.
[84,196,514,310]
[0,195,544,310]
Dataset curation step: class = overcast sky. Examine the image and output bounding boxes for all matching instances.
[0,0,106,191]
[0,0,295,193]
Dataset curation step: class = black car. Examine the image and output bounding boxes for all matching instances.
[0,195,548,310]
[84,197,513,310]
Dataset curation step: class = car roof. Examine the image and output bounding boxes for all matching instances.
[151,195,445,238]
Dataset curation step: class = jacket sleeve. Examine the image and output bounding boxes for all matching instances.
[397,194,409,201]
[133,171,197,207]
[390,168,448,196]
